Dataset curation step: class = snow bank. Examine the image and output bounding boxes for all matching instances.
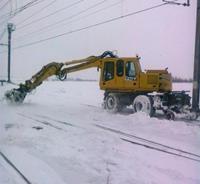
[0,81,200,184]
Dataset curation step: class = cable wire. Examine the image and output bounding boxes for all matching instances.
[0,0,12,27]
[14,0,110,41]
[0,28,6,40]
[0,0,179,54]
[14,0,122,41]
[16,0,58,26]
[17,0,84,29]
[16,0,107,31]
[0,0,46,22]
[12,2,171,50]
[0,0,9,11]
[12,0,45,15]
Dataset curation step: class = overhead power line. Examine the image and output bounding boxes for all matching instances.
[11,2,172,50]
[0,28,6,40]
[16,0,107,31]
[14,0,109,41]
[0,0,45,23]
[17,0,84,29]
[58,0,122,27]
[162,0,190,6]
[12,0,41,15]
[14,0,121,42]
[0,0,12,21]
[0,0,12,27]
[16,0,58,26]
[0,0,9,11]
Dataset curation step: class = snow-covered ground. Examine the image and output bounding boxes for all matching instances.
[0,81,200,184]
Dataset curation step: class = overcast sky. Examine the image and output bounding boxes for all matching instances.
[0,0,197,80]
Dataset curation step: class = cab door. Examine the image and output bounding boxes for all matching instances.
[123,60,139,90]
[100,61,115,90]
[115,59,125,89]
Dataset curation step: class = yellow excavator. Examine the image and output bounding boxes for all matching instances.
[5,51,197,120]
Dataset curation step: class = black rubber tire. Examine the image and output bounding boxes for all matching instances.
[132,95,154,117]
[105,93,120,113]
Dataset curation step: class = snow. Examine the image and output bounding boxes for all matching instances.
[0,81,200,184]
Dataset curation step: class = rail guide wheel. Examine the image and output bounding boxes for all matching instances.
[164,110,175,120]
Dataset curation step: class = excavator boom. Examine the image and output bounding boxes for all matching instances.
[5,62,63,103]
[4,51,116,103]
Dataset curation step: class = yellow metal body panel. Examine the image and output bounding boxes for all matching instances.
[99,58,172,93]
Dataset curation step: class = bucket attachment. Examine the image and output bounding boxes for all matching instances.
[4,89,27,103]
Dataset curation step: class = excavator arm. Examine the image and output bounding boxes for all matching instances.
[5,51,116,103]
[5,62,63,103]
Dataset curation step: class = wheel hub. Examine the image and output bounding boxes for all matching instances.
[107,97,114,109]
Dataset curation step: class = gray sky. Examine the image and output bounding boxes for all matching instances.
[0,0,197,80]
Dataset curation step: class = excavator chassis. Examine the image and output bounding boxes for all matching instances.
[103,91,199,120]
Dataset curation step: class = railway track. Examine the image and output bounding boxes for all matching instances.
[94,124,200,163]
[17,113,68,132]
[34,114,74,127]
[0,151,32,184]
[17,112,200,163]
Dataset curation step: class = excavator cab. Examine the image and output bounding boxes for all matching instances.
[100,57,141,92]
[100,55,172,93]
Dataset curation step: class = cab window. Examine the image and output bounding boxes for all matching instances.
[116,60,124,77]
[103,62,114,81]
[126,61,136,80]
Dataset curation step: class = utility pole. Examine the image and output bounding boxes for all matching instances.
[7,23,15,83]
[192,0,200,111]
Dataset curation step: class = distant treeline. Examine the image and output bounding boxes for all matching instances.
[49,77,97,82]
[48,76,192,83]
[172,76,192,83]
